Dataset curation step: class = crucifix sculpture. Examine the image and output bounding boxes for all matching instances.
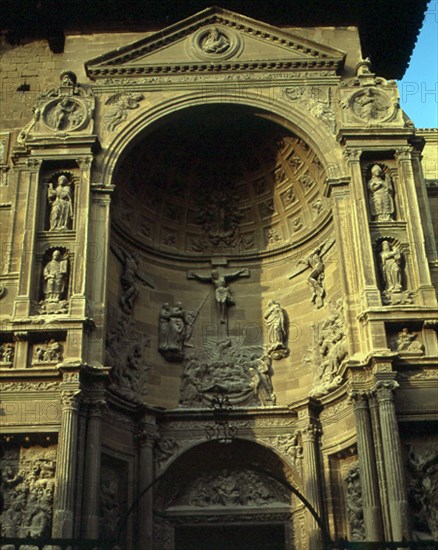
[188,268,250,327]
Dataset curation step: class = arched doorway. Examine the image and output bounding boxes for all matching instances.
[153,439,304,550]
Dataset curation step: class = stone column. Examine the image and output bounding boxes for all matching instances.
[350,391,383,540]
[368,390,392,540]
[52,375,81,537]
[374,380,410,541]
[135,418,158,549]
[82,398,104,539]
[302,424,324,549]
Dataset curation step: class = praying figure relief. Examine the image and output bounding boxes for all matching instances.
[188,268,250,324]
[367,164,395,221]
[47,174,73,231]
[264,300,289,359]
[158,300,202,362]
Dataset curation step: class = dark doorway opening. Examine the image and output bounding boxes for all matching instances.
[175,523,285,550]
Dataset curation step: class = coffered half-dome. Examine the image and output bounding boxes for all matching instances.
[111,104,330,260]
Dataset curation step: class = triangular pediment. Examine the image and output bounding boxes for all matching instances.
[85,6,345,79]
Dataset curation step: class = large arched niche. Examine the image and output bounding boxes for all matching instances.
[154,438,305,548]
[106,103,342,409]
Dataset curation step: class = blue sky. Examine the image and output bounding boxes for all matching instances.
[397,0,438,128]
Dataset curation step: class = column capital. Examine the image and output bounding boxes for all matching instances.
[373,380,399,402]
[349,390,369,409]
[75,156,93,169]
[302,423,321,443]
[60,389,81,411]
[135,421,159,447]
[342,147,362,162]
[394,146,413,162]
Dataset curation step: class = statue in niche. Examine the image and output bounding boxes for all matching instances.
[289,240,335,309]
[249,354,276,406]
[42,250,68,304]
[407,445,438,540]
[264,300,289,359]
[188,268,250,324]
[115,247,154,315]
[396,328,425,354]
[0,343,14,364]
[47,174,73,231]
[201,27,230,54]
[53,98,80,131]
[379,239,404,304]
[345,465,365,541]
[367,164,395,221]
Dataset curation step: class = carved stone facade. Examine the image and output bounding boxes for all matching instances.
[0,5,436,549]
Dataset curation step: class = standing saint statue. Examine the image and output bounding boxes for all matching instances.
[188,268,250,323]
[264,300,288,357]
[380,240,402,292]
[48,175,73,231]
[43,250,68,303]
[368,164,395,221]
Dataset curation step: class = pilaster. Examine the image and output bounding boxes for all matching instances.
[350,390,383,540]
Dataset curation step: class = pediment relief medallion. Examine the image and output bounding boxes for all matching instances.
[17,71,95,145]
[85,7,345,81]
[339,60,404,127]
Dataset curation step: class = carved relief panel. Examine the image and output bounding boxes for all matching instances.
[0,444,57,538]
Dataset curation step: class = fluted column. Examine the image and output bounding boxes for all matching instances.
[52,385,81,537]
[350,391,383,540]
[374,380,410,540]
[82,399,104,539]
[135,419,158,549]
[302,424,323,549]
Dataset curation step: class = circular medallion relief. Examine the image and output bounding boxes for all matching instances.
[42,98,88,132]
[192,26,241,60]
[350,88,395,123]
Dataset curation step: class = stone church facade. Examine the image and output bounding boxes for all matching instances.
[0,6,437,549]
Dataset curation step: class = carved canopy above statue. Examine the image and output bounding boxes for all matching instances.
[111,104,330,260]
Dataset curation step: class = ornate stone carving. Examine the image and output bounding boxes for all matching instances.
[378,240,412,305]
[47,174,74,231]
[264,300,289,359]
[367,164,395,221]
[158,300,201,362]
[188,268,250,325]
[33,340,64,363]
[200,27,230,54]
[0,445,56,538]
[394,328,425,355]
[114,247,154,315]
[18,71,94,143]
[309,299,348,397]
[0,342,15,365]
[192,182,244,251]
[289,239,334,309]
[274,434,303,467]
[284,86,336,134]
[104,92,145,131]
[0,381,60,392]
[39,249,69,314]
[106,313,150,403]
[155,437,179,469]
[345,464,365,541]
[168,468,289,508]
[179,337,275,407]
[99,474,120,539]
[407,445,438,540]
